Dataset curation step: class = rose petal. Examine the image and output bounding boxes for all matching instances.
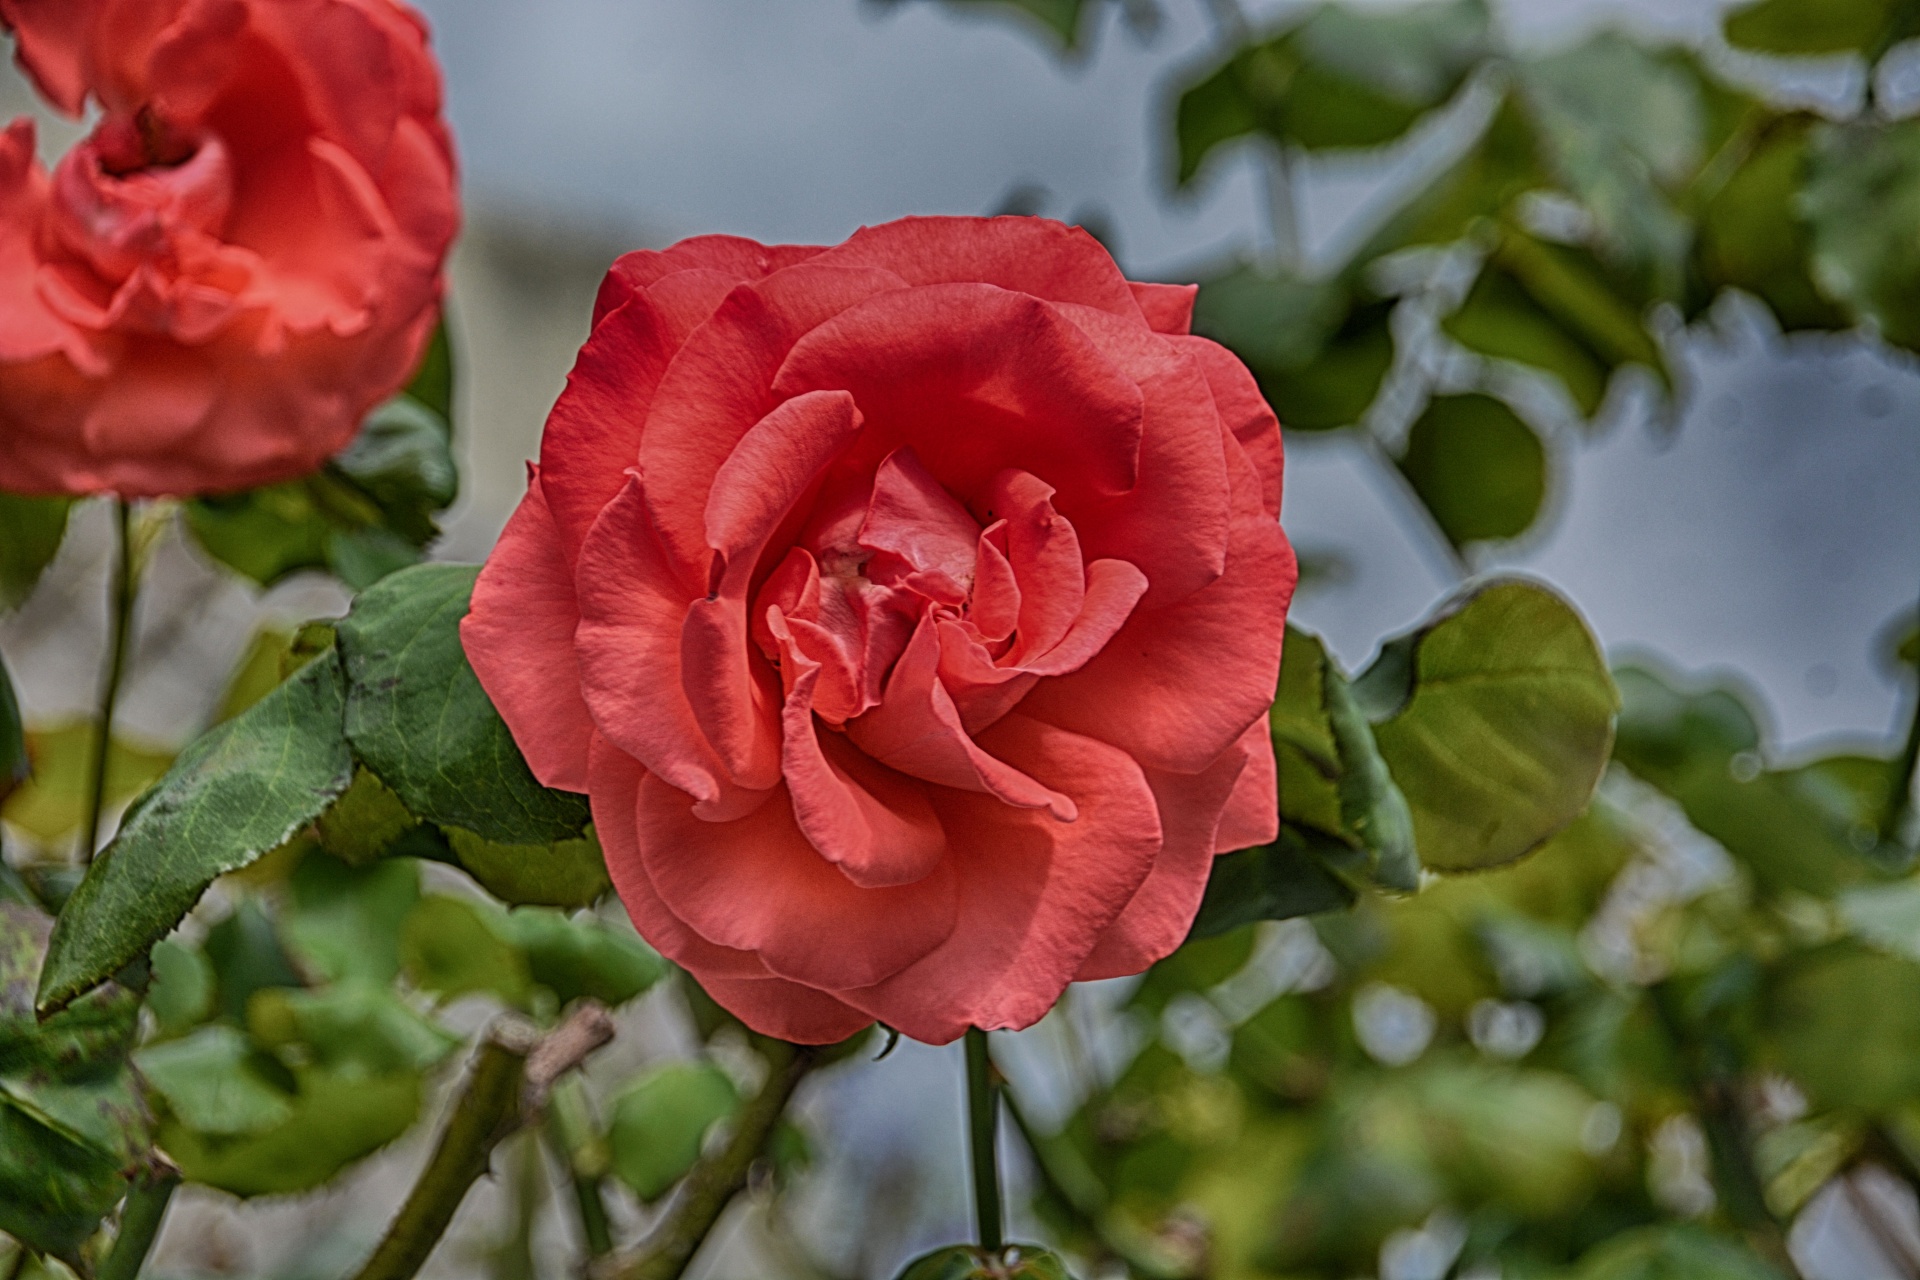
[1074,725,1263,981]
[848,612,1076,821]
[461,470,594,792]
[636,771,959,991]
[816,215,1143,319]
[1019,434,1295,773]
[1214,717,1279,853]
[1130,281,1197,334]
[773,283,1145,508]
[589,733,770,981]
[778,635,949,888]
[842,714,1162,1043]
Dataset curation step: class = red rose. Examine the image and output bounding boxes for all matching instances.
[463,218,1295,1044]
[0,0,457,497]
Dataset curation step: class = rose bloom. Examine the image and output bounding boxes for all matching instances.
[464,217,1295,1044]
[0,0,457,497]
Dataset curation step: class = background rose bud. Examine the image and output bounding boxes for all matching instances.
[0,0,458,498]
[463,216,1296,1045]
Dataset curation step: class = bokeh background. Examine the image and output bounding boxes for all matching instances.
[2,1,1916,1277]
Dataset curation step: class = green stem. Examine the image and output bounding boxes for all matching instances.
[594,1041,820,1280]
[351,1029,533,1280]
[965,1027,1004,1253]
[81,498,137,864]
[98,1165,180,1280]
[545,1078,615,1258]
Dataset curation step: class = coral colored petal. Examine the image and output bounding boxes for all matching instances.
[1073,740,1255,981]
[1176,334,1283,518]
[1130,281,1197,334]
[706,389,862,588]
[636,773,959,991]
[640,263,908,577]
[816,216,1142,318]
[773,283,1145,508]
[588,734,770,981]
[1215,717,1279,853]
[692,973,874,1045]
[595,235,825,323]
[460,473,593,792]
[842,714,1162,1043]
[0,0,95,114]
[680,597,784,791]
[574,478,753,813]
[984,469,1085,659]
[848,613,1075,821]
[539,290,681,564]
[778,643,948,888]
[1020,439,1296,774]
[1052,304,1231,608]
[858,447,981,598]
[1020,558,1148,677]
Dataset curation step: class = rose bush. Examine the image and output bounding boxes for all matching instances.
[463,217,1295,1044]
[0,0,457,497]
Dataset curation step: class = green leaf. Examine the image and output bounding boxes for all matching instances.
[1445,233,1667,417]
[183,329,458,592]
[1191,267,1394,431]
[1,721,174,846]
[36,652,354,1013]
[447,825,613,909]
[1802,117,1920,353]
[204,899,304,1025]
[248,984,458,1076]
[146,938,214,1037]
[336,563,591,845]
[1570,1225,1789,1279]
[608,1061,740,1201]
[1396,393,1547,546]
[331,396,458,546]
[1359,93,1545,258]
[896,1246,1073,1280]
[1325,660,1419,892]
[135,1024,294,1136]
[1364,581,1618,872]
[316,767,422,865]
[0,903,148,1259]
[0,493,71,612]
[1612,667,1874,896]
[400,894,533,1006]
[1724,0,1920,56]
[1173,0,1491,180]
[1,652,23,804]
[159,1062,423,1198]
[1517,35,1726,298]
[1768,942,1920,1111]
[1691,116,1850,331]
[502,908,668,1008]
[279,851,420,987]
[1188,826,1357,939]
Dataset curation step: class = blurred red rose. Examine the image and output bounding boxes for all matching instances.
[463,217,1295,1044]
[0,0,457,497]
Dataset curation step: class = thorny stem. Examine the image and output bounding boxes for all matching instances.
[966,1027,1005,1253]
[81,498,137,864]
[351,1004,614,1280]
[351,1027,534,1280]
[593,1040,821,1280]
[98,1160,181,1280]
